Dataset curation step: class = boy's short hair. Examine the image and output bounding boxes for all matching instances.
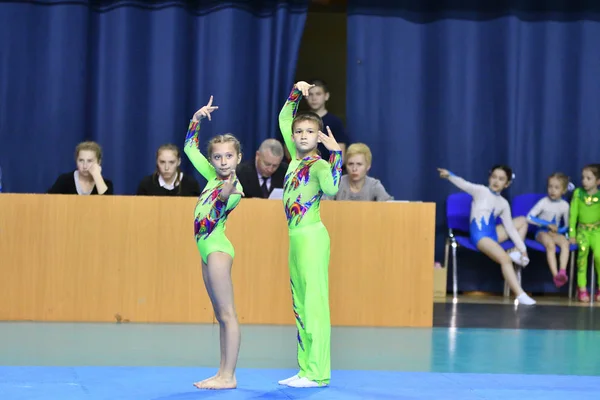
[292,111,324,133]
[309,79,329,93]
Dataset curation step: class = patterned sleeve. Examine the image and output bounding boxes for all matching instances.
[315,151,343,197]
[225,180,244,212]
[278,86,302,161]
[183,119,217,181]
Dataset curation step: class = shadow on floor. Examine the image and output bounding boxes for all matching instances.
[433,302,600,330]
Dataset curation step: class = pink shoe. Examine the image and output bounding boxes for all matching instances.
[577,288,590,303]
[553,270,568,288]
[595,289,600,302]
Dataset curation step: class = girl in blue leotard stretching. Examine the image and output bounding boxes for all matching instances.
[439,165,535,305]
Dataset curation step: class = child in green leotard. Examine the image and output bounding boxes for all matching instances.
[184,96,245,390]
[569,164,600,303]
[277,81,343,388]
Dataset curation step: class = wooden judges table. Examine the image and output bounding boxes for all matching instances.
[0,194,436,327]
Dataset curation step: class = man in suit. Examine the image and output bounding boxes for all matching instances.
[236,139,288,198]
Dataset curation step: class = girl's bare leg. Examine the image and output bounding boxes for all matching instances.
[477,237,536,305]
[552,233,570,287]
[194,259,225,386]
[496,217,528,244]
[553,233,571,273]
[514,217,529,241]
[194,252,240,390]
[537,232,558,277]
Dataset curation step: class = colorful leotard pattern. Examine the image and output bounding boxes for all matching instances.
[526,196,570,235]
[569,188,600,289]
[447,173,526,252]
[279,86,343,229]
[183,120,242,251]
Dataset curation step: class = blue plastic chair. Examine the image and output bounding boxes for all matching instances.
[443,192,517,300]
[511,193,581,299]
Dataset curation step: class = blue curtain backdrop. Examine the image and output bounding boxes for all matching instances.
[347,1,600,293]
[0,0,308,194]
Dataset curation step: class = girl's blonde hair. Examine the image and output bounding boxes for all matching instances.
[548,172,569,191]
[207,134,242,158]
[345,143,372,166]
[75,141,102,163]
[155,144,183,193]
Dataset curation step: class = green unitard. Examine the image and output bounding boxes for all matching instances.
[278,86,343,385]
[183,119,243,264]
[569,188,600,289]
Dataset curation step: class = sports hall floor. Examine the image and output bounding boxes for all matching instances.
[1,295,599,399]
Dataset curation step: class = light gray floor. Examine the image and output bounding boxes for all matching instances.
[2,322,600,376]
[0,322,434,371]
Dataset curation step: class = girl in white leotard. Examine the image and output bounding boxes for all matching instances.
[526,172,571,287]
[439,165,536,305]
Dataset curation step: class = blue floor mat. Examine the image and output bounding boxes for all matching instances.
[1,366,599,400]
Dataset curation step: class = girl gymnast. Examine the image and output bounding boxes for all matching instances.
[439,166,536,305]
[277,81,343,388]
[183,96,244,390]
[525,172,571,287]
[569,164,600,302]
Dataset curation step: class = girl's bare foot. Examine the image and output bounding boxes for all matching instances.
[193,373,220,389]
[194,375,237,390]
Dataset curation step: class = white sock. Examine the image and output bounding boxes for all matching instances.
[517,292,536,305]
[509,251,530,267]
[286,377,326,388]
[278,374,299,385]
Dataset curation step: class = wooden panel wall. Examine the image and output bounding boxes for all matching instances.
[0,195,435,327]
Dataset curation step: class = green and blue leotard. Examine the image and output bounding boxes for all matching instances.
[183,120,243,264]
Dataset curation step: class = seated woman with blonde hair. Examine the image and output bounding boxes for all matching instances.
[48,141,113,195]
[136,144,201,197]
[326,143,393,201]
